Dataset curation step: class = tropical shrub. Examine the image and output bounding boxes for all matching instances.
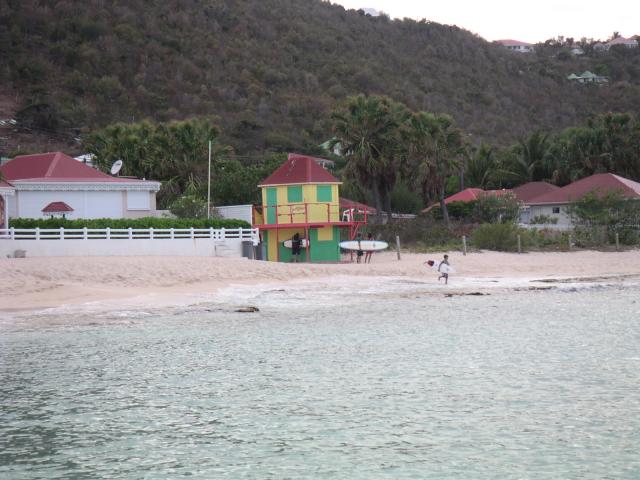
[471,223,528,251]
[530,214,558,224]
[473,192,521,224]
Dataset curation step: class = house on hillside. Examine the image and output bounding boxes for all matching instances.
[605,37,638,49]
[525,173,640,227]
[0,152,161,221]
[568,71,608,85]
[497,39,535,53]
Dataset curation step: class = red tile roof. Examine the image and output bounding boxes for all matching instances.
[42,201,74,213]
[528,173,640,204]
[512,182,559,202]
[259,153,340,187]
[0,152,152,183]
[444,188,485,203]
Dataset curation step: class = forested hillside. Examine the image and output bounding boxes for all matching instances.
[1,0,640,156]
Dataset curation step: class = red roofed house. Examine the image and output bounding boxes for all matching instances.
[0,152,161,221]
[254,153,364,262]
[512,181,560,223]
[421,188,512,213]
[526,173,640,226]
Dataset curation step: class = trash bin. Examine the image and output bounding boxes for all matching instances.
[242,241,254,259]
[254,242,264,260]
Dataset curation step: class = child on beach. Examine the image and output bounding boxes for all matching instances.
[438,254,450,284]
[356,233,363,264]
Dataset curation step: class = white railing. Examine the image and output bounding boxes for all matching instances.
[0,227,259,241]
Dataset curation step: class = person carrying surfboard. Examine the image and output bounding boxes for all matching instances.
[364,233,374,263]
[438,254,450,284]
[291,233,302,263]
[356,233,364,264]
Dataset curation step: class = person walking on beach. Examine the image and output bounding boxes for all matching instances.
[291,233,302,263]
[438,254,450,284]
[364,233,374,264]
[356,233,364,264]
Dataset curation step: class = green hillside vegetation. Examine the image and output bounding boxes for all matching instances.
[2,0,640,156]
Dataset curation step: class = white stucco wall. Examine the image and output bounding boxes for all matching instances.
[14,190,124,219]
[216,205,253,225]
[0,238,250,258]
[529,204,572,226]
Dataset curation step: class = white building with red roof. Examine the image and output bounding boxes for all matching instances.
[526,173,640,226]
[0,152,161,221]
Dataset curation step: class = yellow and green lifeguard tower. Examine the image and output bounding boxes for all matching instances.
[254,153,363,262]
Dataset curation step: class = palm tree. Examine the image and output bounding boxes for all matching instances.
[407,112,463,226]
[465,143,497,189]
[501,130,552,185]
[331,95,406,223]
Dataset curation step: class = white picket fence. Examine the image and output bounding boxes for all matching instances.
[0,227,260,258]
[0,227,259,241]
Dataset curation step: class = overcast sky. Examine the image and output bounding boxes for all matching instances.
[330,0,638,43]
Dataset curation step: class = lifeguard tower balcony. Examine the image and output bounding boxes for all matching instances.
[253,153,368,262]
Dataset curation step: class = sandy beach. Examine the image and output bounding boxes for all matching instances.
[1,250,639,314]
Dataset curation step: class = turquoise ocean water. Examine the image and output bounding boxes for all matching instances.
[1,280,639,479]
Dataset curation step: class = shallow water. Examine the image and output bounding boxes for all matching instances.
[1,283,640,479]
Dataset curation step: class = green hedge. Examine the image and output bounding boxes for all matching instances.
[9,217,251,229]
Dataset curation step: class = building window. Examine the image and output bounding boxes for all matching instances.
[127,191,150,210]
[287,186,303,203]
[552,207,560,214]
[317,185,333,203]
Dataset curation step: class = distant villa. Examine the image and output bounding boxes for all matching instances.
[594,36,639,51]
[567,71,609,85]
[496,39,535,53]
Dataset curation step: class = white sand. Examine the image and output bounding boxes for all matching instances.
[1,250,639,313]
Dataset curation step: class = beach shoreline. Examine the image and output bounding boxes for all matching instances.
[1,250,639,316]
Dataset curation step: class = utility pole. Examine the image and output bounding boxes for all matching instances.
[207,140,212,219]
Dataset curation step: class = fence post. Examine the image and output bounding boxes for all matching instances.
[106,227,111,240]
[83,227,88,240]
[462,235,467,256]
[36,227,40,241]
[60,227,65,240]
[395,235,401,261]
[10,227,14,240]
[190,227,195,239]
[209,227,214,239]
[517,234,521,254]
[128,227,133,240]
[615,232,620,251]
[150,227,154,240]
[221,227,225,240]
[170,228,175,240]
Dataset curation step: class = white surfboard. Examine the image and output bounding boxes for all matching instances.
[429,260,455,274]
[339,240,389,252]
[283,238,309,248]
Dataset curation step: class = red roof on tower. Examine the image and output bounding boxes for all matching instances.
[259,153,340,187]
[42,201,74,213]
[0,152,153,183]
[528,173,640,204]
